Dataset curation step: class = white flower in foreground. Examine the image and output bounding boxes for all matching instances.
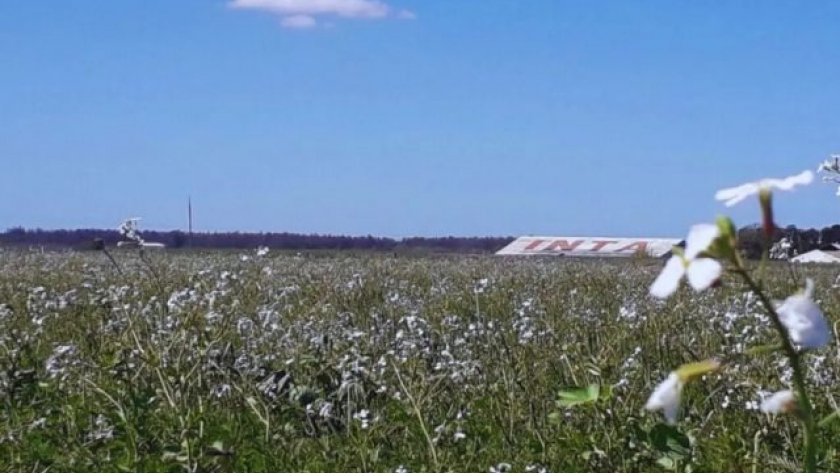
[650,223,722,299]
[817,156,840,174]
[817,156,840,195]
[715,170,813,207]
[776,279,832,350]
[760,390,796,414]
[645,373,684,424]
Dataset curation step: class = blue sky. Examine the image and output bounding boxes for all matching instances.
[1,1,839,237]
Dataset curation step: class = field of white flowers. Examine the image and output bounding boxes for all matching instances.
[0,247,838,472]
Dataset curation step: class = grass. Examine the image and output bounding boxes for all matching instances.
[0,248,838,472]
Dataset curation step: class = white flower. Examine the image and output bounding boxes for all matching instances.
[760,390,796,414]
[645,373,684,424]
[353,409,371,429]
[525,466,548,473]
[256,246,269,257]
[818,156,840,174]
[715,170,813,207]
[776,279,832,349]
[489,463,512,473]
[817,156,840,195]
[650,223,722,299]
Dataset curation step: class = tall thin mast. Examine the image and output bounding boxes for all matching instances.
[188,196,193,247]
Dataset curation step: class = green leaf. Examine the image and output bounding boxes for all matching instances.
[650,423,691,459]
[716,215,737,240]
[819,410,840,428]
[745,344,783,356]
[556,384,600,407]
[656,456,677,471]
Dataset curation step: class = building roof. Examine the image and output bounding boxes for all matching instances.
[791,249,840,264]
[495,236,681,258]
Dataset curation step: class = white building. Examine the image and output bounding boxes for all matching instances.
[790,249,840,264]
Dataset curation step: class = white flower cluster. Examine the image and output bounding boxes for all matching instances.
[817,154,840,195]
[645,167,833,424]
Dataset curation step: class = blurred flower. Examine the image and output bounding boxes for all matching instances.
[645,373,684,424]
[525,466,548,473]
[818,155,840,174]
[353,409,371,429]
[715,170,813,207]
[817,155,840,195]
[776,279,832,350]
[650,223,722,299]
[760,390,796,414]
[489,463,512,473]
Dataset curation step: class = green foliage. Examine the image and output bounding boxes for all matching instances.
[555,384,603,407]
[648,424,692,471]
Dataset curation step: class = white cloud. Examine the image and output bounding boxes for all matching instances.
[396,9,416,20]
[281,14,318,28]
[229,0,414,28]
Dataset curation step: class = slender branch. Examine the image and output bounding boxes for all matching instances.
[392,361,439,471]
[100,247,125,278]
[734,267,817,473]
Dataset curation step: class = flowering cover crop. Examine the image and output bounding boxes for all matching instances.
[0,248,838,472]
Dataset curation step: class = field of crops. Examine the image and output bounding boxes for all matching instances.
[0,249,838,472]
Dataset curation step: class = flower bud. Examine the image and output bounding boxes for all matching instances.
[759,188,776,238]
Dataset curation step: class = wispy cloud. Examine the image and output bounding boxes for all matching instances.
[280,14,318,28]
[229,0,415,29]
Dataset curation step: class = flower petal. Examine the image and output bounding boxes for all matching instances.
[650,256,685,299]
[762,170,813,191]
[684,223,721,259]
[777,279,832,350]
[714,182,759,207]
[760,390,796,414]
[716,170,813,207]
[686,258,722,292]
[645,373,683,425]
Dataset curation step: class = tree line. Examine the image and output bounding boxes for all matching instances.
[4,224,835,257]
[738,224,840,259]
[0,227,515,254]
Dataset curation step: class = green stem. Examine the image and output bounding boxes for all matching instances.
[736,268,817,473]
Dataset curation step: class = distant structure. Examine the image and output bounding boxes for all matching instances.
[769,237,795,260]
[116,218,165,249]
[188,197,193,247]
[495,236,682,258]
[791,247,840,264]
